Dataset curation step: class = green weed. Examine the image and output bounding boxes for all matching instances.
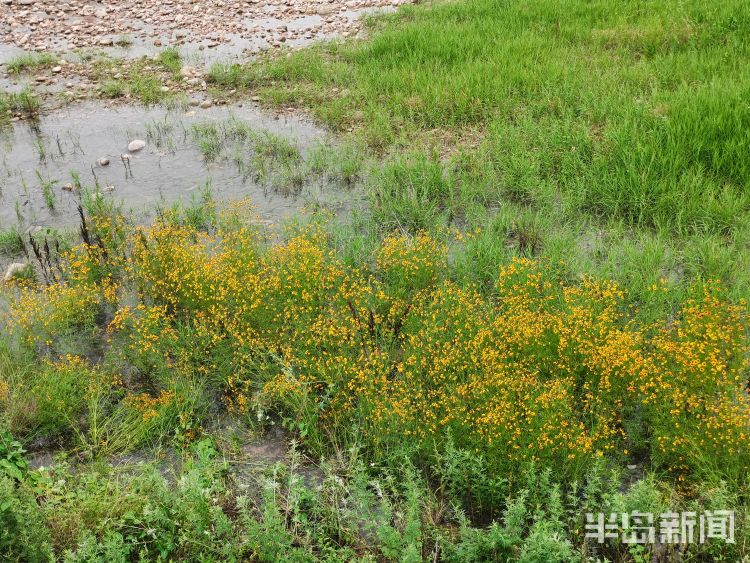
[5,52,56,74]
[0,227,24,255]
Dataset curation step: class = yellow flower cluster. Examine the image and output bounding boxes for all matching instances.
[126,390,176,422]
[8,214,749,481]
[0,379,8,403]
[7,279,102,347]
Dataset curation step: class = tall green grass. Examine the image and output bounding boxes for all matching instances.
[242,0,750,236]
[214,0,750,314]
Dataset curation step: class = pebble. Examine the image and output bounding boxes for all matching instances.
[2,0,408,52]
[199,99,213,109]
[98,157,110,166]
[127,139,146,152]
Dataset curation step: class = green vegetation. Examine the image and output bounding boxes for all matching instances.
[0,227,24,255]
[0,89,40,120]
[98,79,125,99]
[190,117,313,194]
[91,50,186,105]
[215,0,750,311]
[113,35,134,47]
[2,0,750,560]
[156,46,182,78]
[36,171,57,209]
[0,191,747,559]
[4,52,57,74]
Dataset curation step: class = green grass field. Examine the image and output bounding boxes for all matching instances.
[211,0,750,308]
[2,0,750,560]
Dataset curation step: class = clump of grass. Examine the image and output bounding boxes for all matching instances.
[206,62,253,88]
[308,141,364,186]
[253,131,301,164]
[166,181,216,231]
[129,74,164,105]
[157,47,182,77]
[99,79,125,99]
[0,89,40,119]
[91,56,176,105]
[32,138,47,164]
[369,151,451,232]
[5,52,56,74]
[36,170,57,209]
[0,226,24,255]
[145,118,178,151]
[191,122,221,162]
[16,90,39,115]
[248,131,303,189]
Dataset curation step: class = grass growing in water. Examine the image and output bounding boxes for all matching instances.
[5,52,56,74]
[190,118,308,193]
[0,90,40,119]
[35,171,57,209]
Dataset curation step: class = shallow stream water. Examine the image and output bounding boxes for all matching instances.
[0,101,352,231]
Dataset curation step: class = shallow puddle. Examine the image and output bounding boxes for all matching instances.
[0,101,355,233]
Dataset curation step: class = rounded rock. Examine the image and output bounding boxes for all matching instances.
[127,139,146,152]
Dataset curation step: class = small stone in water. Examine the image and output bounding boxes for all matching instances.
[199,99,213,109]
[128,139,146,152]
[98,157,110,166]
[62,183,74,191]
